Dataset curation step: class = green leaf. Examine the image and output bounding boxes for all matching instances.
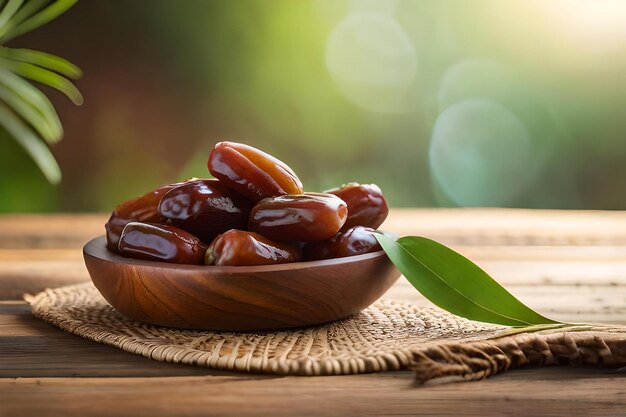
[0,0,76,42]
[0,0,23,31]
[0,83,58,141]
[0,101,60,183]
[5,0,49,23]
[0,47,82,78]
[375,234,560,326]
[0,57,83,104]
[0,0,49,38]
[0,68,62,143]
[0,0,79,185]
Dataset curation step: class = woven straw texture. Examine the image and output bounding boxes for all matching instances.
[28,283,626,383]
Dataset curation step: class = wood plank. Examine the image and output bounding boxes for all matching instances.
[0,249,84,261]
[0,214,105,249]
[2,281,624,379]
[5,247,626,267]
[475,259,626,286]
[2,210,626,298]
[385,282,626,324]
[0,260,89,300]
[1,211,625,417]
[9,278,626,322]
[458,245,626,261]
[2,209,626,249]
[4,276,626,324]
[1,369,625,417]
[5,244,626,262]
[384,208,626,245]
[2,246,626,299]
[0,302,227,378]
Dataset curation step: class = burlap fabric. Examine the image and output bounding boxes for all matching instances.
[27,283,626,383]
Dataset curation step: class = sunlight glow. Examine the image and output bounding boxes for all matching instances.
[325,12,417,113]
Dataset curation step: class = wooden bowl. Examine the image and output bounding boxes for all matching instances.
[83,236,401,331]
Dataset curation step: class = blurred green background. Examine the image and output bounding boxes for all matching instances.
[2,0,626,212]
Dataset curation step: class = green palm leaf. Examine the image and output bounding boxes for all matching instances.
[0,0,48,37]
[0,68,63,143]
[0,83,57,140]
[0,101,61,183]
[0,58,83,104]
[0,0,24,30]
[0,0,81,183]
[0,0,76,43]
[0,48,82,78]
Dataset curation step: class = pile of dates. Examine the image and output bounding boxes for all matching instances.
[105,142,389,266]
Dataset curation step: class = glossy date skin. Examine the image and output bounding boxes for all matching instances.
[105,182,183,252]
[205,230,300,266]
[249,193,347,242]
[118,222,208,264]
[208,141,304,203]
[303,226,381,261]
[158,179,252,244]
[325,183,388,231]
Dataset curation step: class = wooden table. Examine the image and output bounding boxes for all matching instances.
[1,209,625,416]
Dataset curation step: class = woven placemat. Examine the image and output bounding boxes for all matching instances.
[27,283,626,383]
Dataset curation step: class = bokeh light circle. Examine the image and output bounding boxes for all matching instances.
[429,99,532,207]
[325,13,418,113]
[437,59,518,113]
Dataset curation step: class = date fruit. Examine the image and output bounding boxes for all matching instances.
[304,226,381,261]
[105,182,183,252]
[249,193,347,242]
[208,141,304,203]
[118,222,208,264]
[205,230,300,266]
[326,183,388,231]
[105,142,392,266]
[158,179,252,244]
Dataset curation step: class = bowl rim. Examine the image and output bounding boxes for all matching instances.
[84,235,389,273]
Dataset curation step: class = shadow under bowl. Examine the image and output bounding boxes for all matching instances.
[83,236,401,331]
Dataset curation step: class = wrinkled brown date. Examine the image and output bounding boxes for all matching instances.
[158,179,252,244]
[249,193,347,242]
[105,182,183,252]
[118,222,208,264]
[304,226,381,261]
[325,183,388,231]
[205,230,300,266]
[208,141,304,203]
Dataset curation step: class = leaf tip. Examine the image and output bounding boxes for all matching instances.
[70,91,83,106]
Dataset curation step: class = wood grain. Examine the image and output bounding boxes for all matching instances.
[5,300,626,378]
[3,209,626,248]
[1,210,626,417]
[4,244,626,300]
[84,236,401,330]
[383,208,626,245]
[1,370,625,417]
[0,214,105,249]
